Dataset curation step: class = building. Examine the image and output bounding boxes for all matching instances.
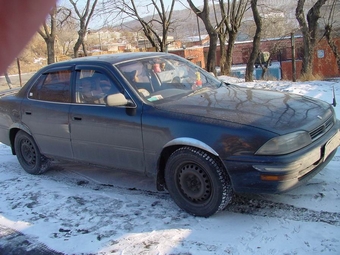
[170,36,340,80]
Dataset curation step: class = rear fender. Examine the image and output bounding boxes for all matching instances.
[9,123,32,154]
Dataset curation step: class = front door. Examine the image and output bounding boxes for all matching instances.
[69,66,145,173]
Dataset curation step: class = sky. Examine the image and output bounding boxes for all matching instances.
[57,0,203,28]
[0,75,339,254]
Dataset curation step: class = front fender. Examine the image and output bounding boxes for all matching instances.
[155,137,219,191]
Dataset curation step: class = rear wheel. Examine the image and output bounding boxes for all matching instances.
[14,130,50,175]
[165,147,233,217]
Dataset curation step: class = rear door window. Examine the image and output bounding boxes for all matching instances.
[28,70,72,103]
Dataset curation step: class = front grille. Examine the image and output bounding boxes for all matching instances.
[309,116,334,140]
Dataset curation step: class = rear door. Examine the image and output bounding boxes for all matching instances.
[22,67,73,158]
[69,65,145,172]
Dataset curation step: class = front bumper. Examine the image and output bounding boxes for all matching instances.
[224,120,340,194]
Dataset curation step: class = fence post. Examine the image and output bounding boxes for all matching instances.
[16,58,22,87]
[291,33,296,82]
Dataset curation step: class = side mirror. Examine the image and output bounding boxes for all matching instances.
[106,93,130,107]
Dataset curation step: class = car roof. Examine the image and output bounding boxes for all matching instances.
[48,52,171,68]
[19,52,177,98]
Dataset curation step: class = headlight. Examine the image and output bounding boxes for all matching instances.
[255,131,312,155]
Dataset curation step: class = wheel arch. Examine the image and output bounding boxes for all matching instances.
[9,124,32,155]
[156,137,221,191]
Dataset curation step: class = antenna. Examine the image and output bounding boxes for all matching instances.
[332,86,337,107]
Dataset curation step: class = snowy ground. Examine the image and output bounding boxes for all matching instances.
[0,77,340,255]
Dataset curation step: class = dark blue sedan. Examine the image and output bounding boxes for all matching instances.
[0,52,339,217]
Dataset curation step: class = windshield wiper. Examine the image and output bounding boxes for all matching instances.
[219,81,230,87]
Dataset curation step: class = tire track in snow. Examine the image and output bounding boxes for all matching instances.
[45,165,340,227]
[0,225,64,255]
[75,177,340,227]
[225,194,340,226]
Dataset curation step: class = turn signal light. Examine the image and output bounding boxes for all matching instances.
[260,175,283,181]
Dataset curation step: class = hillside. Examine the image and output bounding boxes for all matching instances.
[112,0,340,42]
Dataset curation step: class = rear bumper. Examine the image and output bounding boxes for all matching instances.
[224,121,340,194]
[0,126,11,147]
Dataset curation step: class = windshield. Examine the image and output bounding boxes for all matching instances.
[115,54,222,103]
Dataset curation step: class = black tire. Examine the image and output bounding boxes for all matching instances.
[14,130,50,175]
[165,147,233,217]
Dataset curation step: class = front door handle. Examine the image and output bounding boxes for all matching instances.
[73,116,82,121]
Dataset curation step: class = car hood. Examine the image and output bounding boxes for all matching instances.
[155,85,333,134]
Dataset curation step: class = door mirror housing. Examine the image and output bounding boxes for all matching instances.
[106,93,130,107]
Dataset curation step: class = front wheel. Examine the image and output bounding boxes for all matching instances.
[165,147,233,217]
[14,130,51,175]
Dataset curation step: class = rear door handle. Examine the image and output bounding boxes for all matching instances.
[73,116,82,121]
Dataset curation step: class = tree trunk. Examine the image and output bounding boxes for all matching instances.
[217,0,248,76]
[70,0,98,58]
[46,38,55,64]
[261,66,268,79]
[188,0,218,73]
[324,25,340,71]
[73,34,84,58]
[141,24,160,52]
[225,32,237,75]
[245,0,262,82]
[296,0,327,77]
[296,0,309,75]
[82,42,88,56]
[206,32,218,73]
[219,33,227,75]
[38,5,57,65]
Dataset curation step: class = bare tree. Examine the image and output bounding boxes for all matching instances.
[256,1,297,39]
[217,0,249,75]
[102,0,176,52]
[245,0,262,82]
[38,5,57,64]
[53,4,76,56]
[188,0,218,73]
[148,0,176,52]
[38,5,72,64]
[295,0,327,77]
[56,13,78,56]
[70,0,98,58]
[322,0,340,70]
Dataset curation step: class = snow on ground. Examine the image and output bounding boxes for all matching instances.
[0,77,340,255]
